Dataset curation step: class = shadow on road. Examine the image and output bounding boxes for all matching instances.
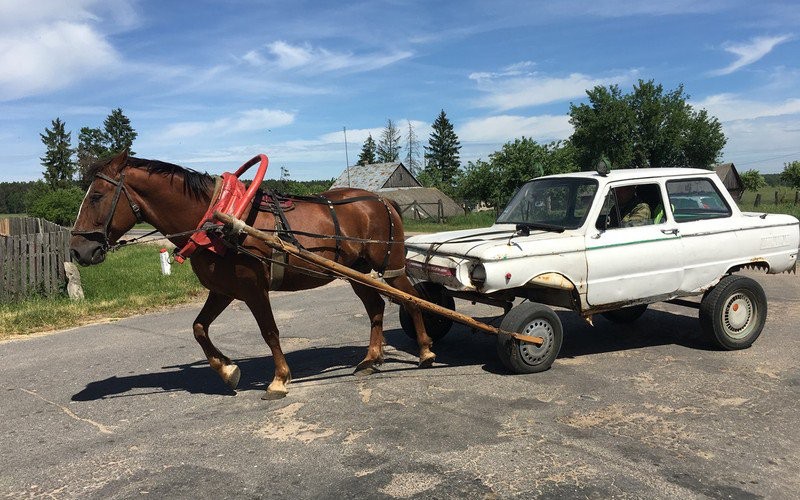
[71,308,713,401]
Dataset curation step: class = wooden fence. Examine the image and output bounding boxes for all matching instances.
[0,217,71,301]
[398,200,446,223]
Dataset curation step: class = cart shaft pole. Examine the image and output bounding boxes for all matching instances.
[214,211,543,346]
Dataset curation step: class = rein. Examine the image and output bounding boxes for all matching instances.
[71,171,145,251]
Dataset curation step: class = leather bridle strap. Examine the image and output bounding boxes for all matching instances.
[71,171,144,249]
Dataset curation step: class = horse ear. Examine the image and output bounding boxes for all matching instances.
[108,149,129,173]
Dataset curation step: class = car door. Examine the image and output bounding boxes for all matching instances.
[585,181,684,306]
[666,177,737,293]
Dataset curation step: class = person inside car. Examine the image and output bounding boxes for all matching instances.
[609,185,651,227]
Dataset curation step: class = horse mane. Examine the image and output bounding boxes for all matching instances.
[89,155,215,200]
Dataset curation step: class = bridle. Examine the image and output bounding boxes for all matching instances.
[71,171,144,251]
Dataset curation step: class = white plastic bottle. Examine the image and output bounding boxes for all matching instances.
[159,248,171,275]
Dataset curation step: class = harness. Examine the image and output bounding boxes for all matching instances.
[255,190,402,287]
[174,155,268,263]
[71,171,144,249]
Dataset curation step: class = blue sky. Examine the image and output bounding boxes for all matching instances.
[1,0,799,182]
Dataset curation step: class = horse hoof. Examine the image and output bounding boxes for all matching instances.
[222,364,241,390]
[419,353,436,368]
[261,390,288,401]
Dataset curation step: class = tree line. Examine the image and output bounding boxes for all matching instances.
[4,79,800,225]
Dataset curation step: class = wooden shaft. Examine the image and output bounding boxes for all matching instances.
[214,211,543,346]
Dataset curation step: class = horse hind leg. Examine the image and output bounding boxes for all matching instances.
[193,291,240,390]
[385,275,436,368]
[349,282,387,375]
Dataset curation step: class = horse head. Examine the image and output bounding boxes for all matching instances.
[70,150,144,266]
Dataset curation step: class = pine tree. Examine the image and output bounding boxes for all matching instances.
[77,126,109,189]
[40,118,76,189]
[377,119,402,163]
[357,134,377,165]
[404,120,421,175]
[103,108,137,156]
[423,110,461,192]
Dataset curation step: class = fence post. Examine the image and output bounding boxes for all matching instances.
[795,191,799,206]
[438,199,444,223]
[775,190,779,205]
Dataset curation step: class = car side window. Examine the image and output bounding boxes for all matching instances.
[666,179,732,222]
[595,183,665,230]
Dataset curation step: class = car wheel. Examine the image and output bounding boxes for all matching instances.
[699,275,767,350]
[601,304,648,324]
[399,282,455,342]
[496,302,563,374]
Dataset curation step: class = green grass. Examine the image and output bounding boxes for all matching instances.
[738,187,800,219]
[0,244,206,338]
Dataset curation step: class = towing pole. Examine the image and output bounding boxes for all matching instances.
[214,211,543,346]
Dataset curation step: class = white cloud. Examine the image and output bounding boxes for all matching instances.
[160,109,296,140]
[458,114,573,143]
[710,35,793,76]
[694,94,800,122]
[0,21,119,100]
[720,117,800,173]
[243,40,413,74]
[470,68,638,111]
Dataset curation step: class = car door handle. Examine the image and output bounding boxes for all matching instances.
[661,228,679,235]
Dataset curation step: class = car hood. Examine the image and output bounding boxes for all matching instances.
[405,224,577,261]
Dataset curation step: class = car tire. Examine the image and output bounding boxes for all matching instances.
[399,282,455,342]
[699,275,767,350]
[496,302,563,374]
[601,304,648,324]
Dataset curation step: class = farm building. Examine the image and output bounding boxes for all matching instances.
[330,162,420,191]
[713,163,744,201]
[330,162,463,219]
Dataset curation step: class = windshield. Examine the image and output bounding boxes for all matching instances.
[497,177,598,229]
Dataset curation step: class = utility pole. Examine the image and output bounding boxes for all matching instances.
[343,126,351,187]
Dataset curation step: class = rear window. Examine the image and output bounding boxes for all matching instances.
[666,178,731,222]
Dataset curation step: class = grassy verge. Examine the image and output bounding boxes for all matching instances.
[0,244,206,338]
[738,187,800,219]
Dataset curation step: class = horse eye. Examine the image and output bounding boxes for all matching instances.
[90,193,103,203]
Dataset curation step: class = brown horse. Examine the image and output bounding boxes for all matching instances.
[69,151,435,399]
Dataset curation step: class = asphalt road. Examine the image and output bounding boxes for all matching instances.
[1,271,799,499]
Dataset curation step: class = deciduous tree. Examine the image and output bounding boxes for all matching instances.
[780,160,800,189]
[569,80,726,170]
[740,169,766,192]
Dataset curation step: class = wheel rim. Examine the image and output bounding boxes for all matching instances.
[722,291,756,339]
[518,318,554,366]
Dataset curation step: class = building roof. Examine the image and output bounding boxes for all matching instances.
[379,187,463,219]
[713,163,742,189]
[330,162,417,191]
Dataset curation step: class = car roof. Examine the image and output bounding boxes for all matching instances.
[538,167,714,182]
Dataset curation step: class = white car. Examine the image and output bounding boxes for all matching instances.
[402,166,799,373]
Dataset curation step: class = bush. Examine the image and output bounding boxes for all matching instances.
[26,185,85,226]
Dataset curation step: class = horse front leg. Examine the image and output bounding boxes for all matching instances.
[245,292,291,400]
[385,275,436,367]
[193,291,239,389]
